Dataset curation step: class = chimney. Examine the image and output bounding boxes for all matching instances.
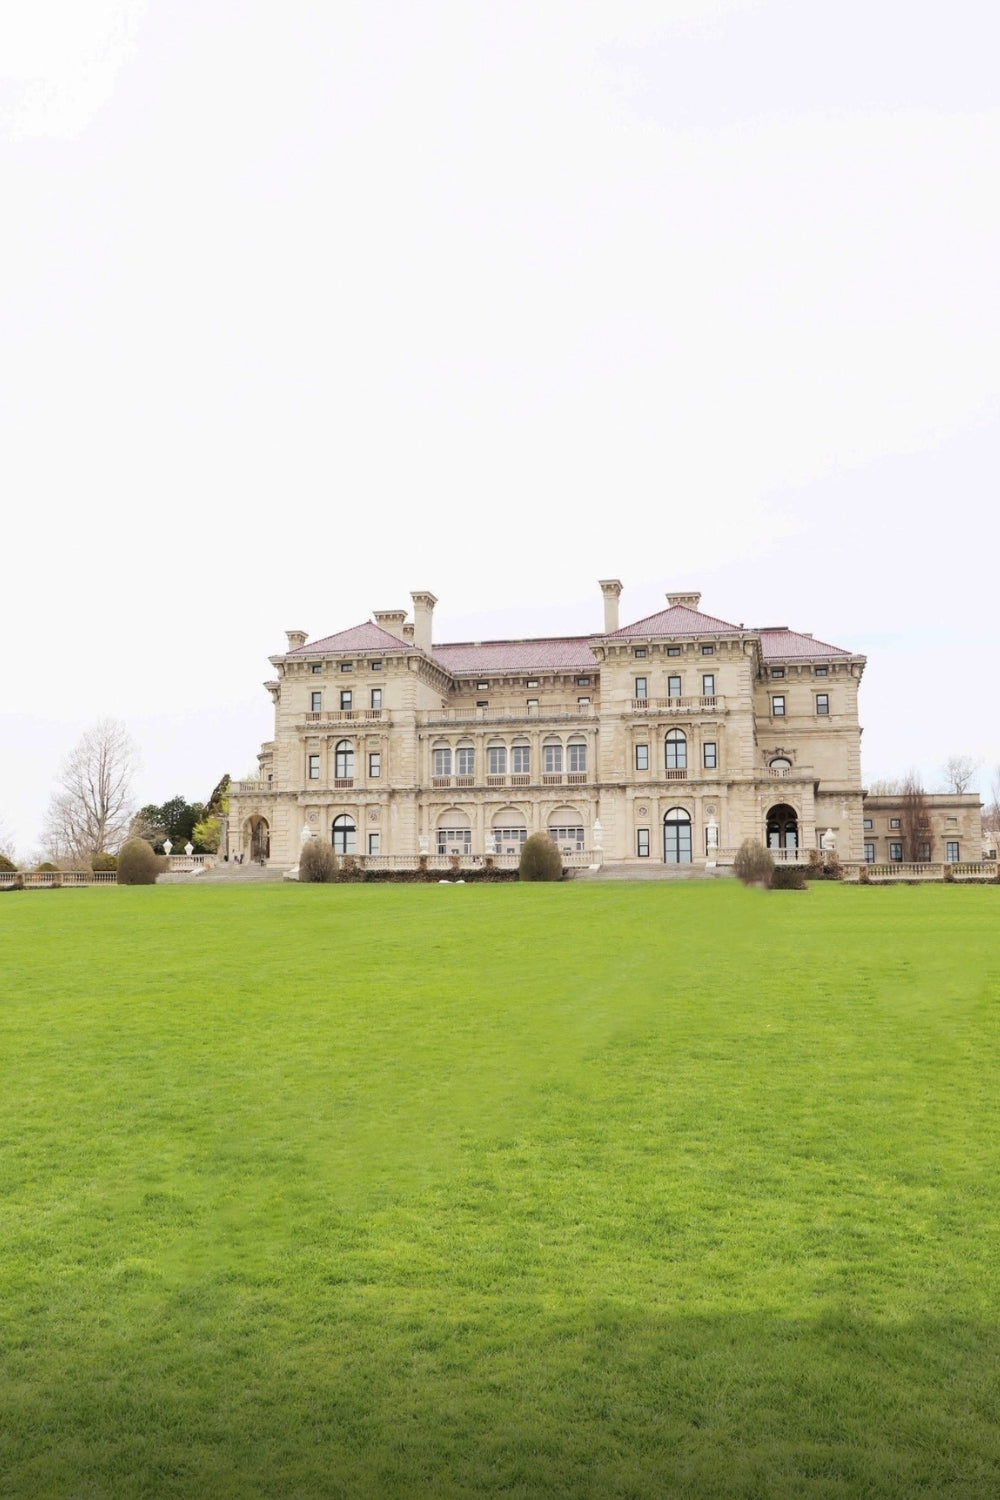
[599,579,623,634]
[666,591,702,610]
[410,591,438,652]
[285,629,308,652]
[373,609,408,640]
[403,622,415,641]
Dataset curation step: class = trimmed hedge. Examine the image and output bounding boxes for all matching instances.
[117,838,160,886]
[519,833,564,882]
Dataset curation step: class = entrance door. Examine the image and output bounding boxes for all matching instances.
[663,808,692,864]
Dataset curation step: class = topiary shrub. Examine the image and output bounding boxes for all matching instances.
[117,838,160,885]
[771,865,806,890]
[0,853,16,873]
[36,862,59,872]
[519,832,564,882]
[91,851,118,872]
[298,839,339,883]
[733,839,774,887]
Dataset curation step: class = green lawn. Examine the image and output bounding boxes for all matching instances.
[2,881,1000,1497]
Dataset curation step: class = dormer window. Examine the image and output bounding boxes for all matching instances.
[340,662,353,673]
[667,646,681,657]
[577,677,591,686]
[311,663,322,674]
[771,668,785,679]
[634,648,647,659]
[477,682,489,691]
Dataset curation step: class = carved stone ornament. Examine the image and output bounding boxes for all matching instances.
[637,806,649,818]
[368,809,380,822]
[307,810,319,824]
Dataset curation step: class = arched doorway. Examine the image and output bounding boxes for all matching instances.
[663,807,692,864]
[331,815,357,854]
[766,803,798,850]
[249,816,270,861]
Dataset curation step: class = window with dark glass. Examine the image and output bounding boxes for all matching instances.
[946,841,960,862]
[340,689,352,710]
[311,691,322,712]
[307,754,319,780]
[667,675,681,698]
[864,842,875,863]
[772,695,785,716]
[635,677,647,699]
[368,752,381,777]
[637,829,650,857]
[889,841,903,861]
[703,741,717,769]
[702,673,715,697]
[334,740,354,778]
[635,743,649,771]
[665,730,687,770]
[816,693,829,715]
[370,688,382,709]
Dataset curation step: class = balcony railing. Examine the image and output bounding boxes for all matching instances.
[229,780,279,795]
[630,695,722,714]
[299,709,384,725]
[424,706,597,726]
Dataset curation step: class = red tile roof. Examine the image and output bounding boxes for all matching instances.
[607,603,742,639]
[758,628,852,660]
[431,637,598,674]
[288,622,409,654]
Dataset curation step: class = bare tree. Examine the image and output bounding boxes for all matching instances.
[43,719,139,863]
[941,754,980,794]
[0,814,15,861]
[984,766,1000,836]
[867,777,904,794]
[900,771,932,862]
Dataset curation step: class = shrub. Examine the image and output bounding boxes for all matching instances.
[36,861,59,872]
[298,839,338,883]
[0,853,16,873]
[733,839,774,887]
[519,833,563,882]
[771,865,806,890]
[91,851,118,872]
[117,838,160,885]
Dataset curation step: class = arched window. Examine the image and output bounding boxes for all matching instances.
[567,737,587,773]
[432,745,452,777]
[331,814,357,854]
[548,808,585,851]
[334,740,354,778]
[766,803,798,850]
[491,810,527,853]
[663,807,692,864]
[437,809,471,854]
[769,756,792,774]
[665,730,687,770]
[543,738,563,774]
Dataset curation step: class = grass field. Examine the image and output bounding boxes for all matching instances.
[3,881,1000,1498]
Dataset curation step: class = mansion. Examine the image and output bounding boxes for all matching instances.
[228,584,871,868]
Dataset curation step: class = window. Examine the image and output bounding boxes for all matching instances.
[889,818,900,830]
[769,757,792,772]
[550,825,585,851]
[567,741,587,773]
[863,817,873,830]
[703,741,717,769]
[634,648,647,659]
[438,827,472,855]
[368,832,380,855]
[368,752,381,778]
[331,815,356,854]
[701,644,714,656]
[456,746,474,777]
[702,673,715,697]
[667,646,681,657]
[340,689,353,710]
[476,700,489,708]
[526,698,539,709]
[487,745,507,775]
[311,691,322,712]
[340,662,353,673]
[947,841,960,862]
[667,675,681,699]
[307,754,319,780]
[635,743,649,771]
[370,687,382,709]
[311,663,322,675]
[663,807,693,863]
[918,842,931,862]
[370,660,383,671]
[577,677,591,686]
[864,842,875,863]
[637,828,650,858]
[816,693,829,715]
[334,740,354,778]
[526,679,539,688]
[635,677,648,700]
[772,695,785,716]
[493,826,527,853]
[477,682,489,691]
[578,696,591,706]
[771,668,785,679]
[665,729,687,770]
[543,743,563,774]
[889,842,903,861]
[432,747,452,777]
[814,665,828,676]
[511,743,530,774]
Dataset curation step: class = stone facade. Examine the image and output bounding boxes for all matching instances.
[861,794,983,866]
[228,585,869,867]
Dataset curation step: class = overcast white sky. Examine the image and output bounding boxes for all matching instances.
[2,0,998,857]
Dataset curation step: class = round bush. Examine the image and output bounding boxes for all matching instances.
[733,839,774,887]
[299,839,339,883]
[91,851,118,872]
[519,833,563,882]
[0,853,16,874]
[117,838,160,886]
[36,862,59,873]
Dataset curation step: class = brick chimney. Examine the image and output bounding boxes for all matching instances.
[373,609,408,640]
[599,579,623,634]
[410,591,438,652]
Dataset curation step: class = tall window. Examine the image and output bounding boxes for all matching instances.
[488,745,507,775]
[567,741,587,773]
[815,693,829,714]
[331,815,356,854]
[456,746,474,777]
[665,730,687,770]
[543,743,563,774]
[433,746,452,777]
[702,674,715,697]
[864,842,875,863]
[311,691,322,712]
[636,828,650,857]
[703,741,717,769]
[511,743,530,774]
[340,689,353,710]
[889,841,903,861]
[368,752,381,778]
[635,743,649,771]
[635,677,648,700]
[307,754,319,780]
[368,832,380,855]
[371,688,382,709]
[334,740,354,778]
[946,841,960,862]
[663,808,692,864]
[667,675,681,699]
[772,695,785,716]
